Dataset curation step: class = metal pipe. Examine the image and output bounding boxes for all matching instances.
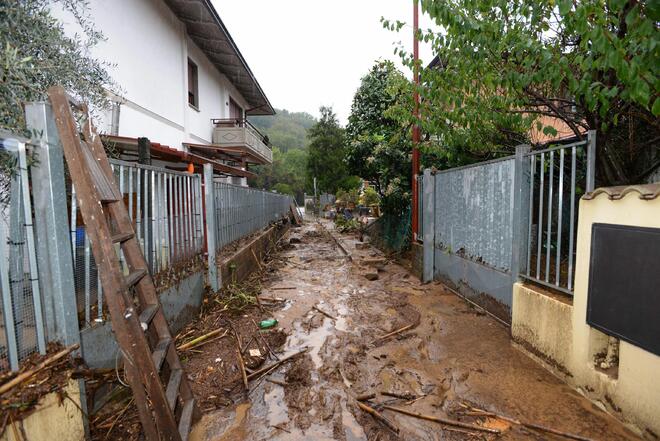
[526,155,535,276]
[567,146,577,292]
[556,148,564,286]
[545,151,554,282]
[536,153,544,278]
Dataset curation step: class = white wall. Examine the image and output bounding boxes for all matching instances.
[53,0,252,149]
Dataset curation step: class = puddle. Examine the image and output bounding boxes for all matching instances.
[286,315,334,369]
[264,385,289,427]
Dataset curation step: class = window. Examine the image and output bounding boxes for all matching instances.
[187,59,198,108]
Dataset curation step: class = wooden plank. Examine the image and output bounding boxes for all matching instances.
[152,337,172,372]
[166,369,183,410]
[178,399,195,441]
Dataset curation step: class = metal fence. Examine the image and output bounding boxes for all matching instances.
[69,160,204,328]
[417,175,424,241]
[0,134,46,371]
[421,133,595,307]
[520,135,595,294]
[211,181,293,251]
[205,164,293,291]
[434,157,516,272]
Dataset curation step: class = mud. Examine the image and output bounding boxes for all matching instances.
[189,221,641,441]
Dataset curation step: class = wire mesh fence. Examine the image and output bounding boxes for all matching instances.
[0,135,46,372]
[68,160,204,329]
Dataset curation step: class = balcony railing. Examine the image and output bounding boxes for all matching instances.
[211,118,272,164]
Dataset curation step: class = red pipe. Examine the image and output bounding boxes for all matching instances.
[411,0,421,241]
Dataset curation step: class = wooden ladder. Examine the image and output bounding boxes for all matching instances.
[48,86,198,441]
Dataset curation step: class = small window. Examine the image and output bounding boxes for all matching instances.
[187,59,198,108]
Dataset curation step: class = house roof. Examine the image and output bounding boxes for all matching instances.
[163,0,274,116]
[102,135,256,178]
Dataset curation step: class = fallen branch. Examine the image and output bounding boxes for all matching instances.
[266,378,287,387]
[463,405,596,441]
[375,324,414,341]
[0,344,79,396]
[271,287,296,290]
[251,249,264,272]
[381,391,417,401]
[313,305,336,320]
[177,328,227,351]
[356,401,399,434]
[236,349,249,391]
[356,393,376,401]
[382,405,500,434]
[246,349,308,381]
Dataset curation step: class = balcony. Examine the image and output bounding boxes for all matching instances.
[211,118,272,164]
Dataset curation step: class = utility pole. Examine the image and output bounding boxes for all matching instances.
[411,0,421,241]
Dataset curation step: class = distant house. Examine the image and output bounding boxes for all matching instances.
[426,55,585,146]
[54,0,275,185]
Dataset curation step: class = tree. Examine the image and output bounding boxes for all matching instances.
[249,108,316,152]
[346,61,413,214]
[385,0,660,185]
[1,0,114,133]
[306,106,357,194]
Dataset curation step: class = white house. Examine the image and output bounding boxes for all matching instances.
[54,0,275,184]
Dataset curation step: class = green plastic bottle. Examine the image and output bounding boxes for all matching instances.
[259,318,278,329]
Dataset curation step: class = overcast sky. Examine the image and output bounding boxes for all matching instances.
[212,1,438,125]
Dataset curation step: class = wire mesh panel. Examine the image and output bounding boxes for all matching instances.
[69,160,203,329]
[0,136,46,372]
[212,181,292,251]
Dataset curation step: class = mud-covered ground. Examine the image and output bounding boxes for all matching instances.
[189,221,640,441]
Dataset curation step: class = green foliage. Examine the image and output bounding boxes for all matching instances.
[0,0,114,133]
[334,216,360,233]
[306,106,360,194]
[249,108,317,201]
[384,0,660,185]
[346,61,413,215]
[249,108,316,152]
[360,186,380,206]
[336,188,360,206]
[273,182,294,196]
[249,145,309,202]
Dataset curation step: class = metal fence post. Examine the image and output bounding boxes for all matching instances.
[25,102,81,348]
[203,164,219,291]
[586,130,596,192]
[511,144,532,283]
[25,102,90,437]
[422,169,435,282]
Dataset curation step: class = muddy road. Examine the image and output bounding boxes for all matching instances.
[189,221,638,441]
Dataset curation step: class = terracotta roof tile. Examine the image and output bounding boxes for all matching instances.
[583,184,660,200]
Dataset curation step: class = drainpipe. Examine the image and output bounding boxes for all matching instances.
[411,0,421,241]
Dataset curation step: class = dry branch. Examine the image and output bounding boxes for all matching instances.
[177,328,227,351]
[0,344,79,396]
[356,401,399,433]
[463,405,597,441]
[236,349,249,391]
[313,305,336,320]
[375,324,414,341]
[246,349,308,381]
[382,405,500,434]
